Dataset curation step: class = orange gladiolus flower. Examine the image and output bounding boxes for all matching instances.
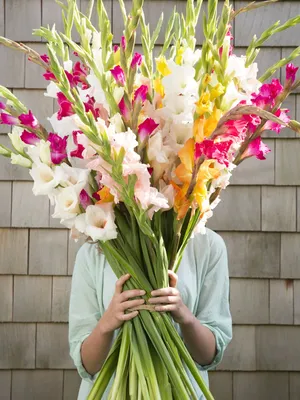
[96,186,114,204]
[173,139,220,218]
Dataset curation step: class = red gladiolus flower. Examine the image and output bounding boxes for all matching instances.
[57,93,74,120]
[47,132,68,164]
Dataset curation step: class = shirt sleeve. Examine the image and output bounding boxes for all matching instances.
[195,230,232,371]
[68,243,102,382]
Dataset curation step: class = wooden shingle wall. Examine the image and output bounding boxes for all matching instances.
[0,1,300,399]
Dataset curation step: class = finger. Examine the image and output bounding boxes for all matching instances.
[168,270,178,288]
[121,298,145,311]
[151,287,178,297]
[120,289,146,301]
[155,304,177,312]
[148,296,179,304]
[115,274,131,294]
[119,311,139,321]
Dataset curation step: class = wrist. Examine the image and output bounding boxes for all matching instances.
[97,314,115,336]
[179,305,196,327]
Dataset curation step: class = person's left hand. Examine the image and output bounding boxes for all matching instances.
[148,270,193,325]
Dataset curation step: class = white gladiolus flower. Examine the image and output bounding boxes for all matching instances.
[84,204,118,242]
[11,153,32,168]
[48,113,78,137]
[44,81,60,98]
[30,163,65,196]
[86,73,108,107]
[27,140,51,166]
[56,163,89,190]
[63,60,73,72]
[163,61,198,97]
[8,127,25,153]
[52,185,82,221]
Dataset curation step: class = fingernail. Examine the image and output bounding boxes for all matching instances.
[140,290,146,295]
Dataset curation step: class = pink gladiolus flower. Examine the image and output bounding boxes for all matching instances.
[20,130,40,145]
[121,36,126,50]
[40,54,50,64]
[79,189,92,209]
[134,85,148,103]
[0,102,6,110]
[264,108,290,134]
[241,137,271,160]
[195,139,233,167]
[131,53,143,68]
[57,93,74,120]
[118,97,130,120]
[19,110,38,129]
[84,96,101,120]
[73,61,88,85]
[43,71,56,81]
[47,132,68,164]
[138,118,159,141]
[242,113,261,133]
[0,113,18,125]
[65,70,76,88]
[286,63,299,84]
[110,66,125,86]
[218,119,248,142]
[113,45,119,53]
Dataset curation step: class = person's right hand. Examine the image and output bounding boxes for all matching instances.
[99,274,145,334]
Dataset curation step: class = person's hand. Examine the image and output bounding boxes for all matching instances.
[148,270,193,325]
[99,274,145,334]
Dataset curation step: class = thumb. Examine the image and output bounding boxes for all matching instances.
[168,270,178,288]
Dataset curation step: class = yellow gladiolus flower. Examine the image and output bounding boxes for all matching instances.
[210,83,225,100]
[96,186,114,204]
[156,56,171,76]
[195,92,213,116]
[154,77,165,98]
[203,74,212,88]
[175,47,185,65]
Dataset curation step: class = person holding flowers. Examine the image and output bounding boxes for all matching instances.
[1,0,300,398]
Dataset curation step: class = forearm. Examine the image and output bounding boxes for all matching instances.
[180,310,217,366]
[81,318,114,376]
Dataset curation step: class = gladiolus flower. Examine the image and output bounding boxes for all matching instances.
[134,85,148,103]
[241,136,271,160]
[286,63,299,84]
[110,66,125,86]
[79,189,92,209]
[0,102,6,110]
[118,97,130,120]
[47,132,68,164]
[0,113,18,125]
[264,108,290,134]
[252,79,283,108]
[57,93,74,120]
[195,93,213,116]
[138,118,159,141]
[131,52,143,68]
[70,130,84,159]
[195,139,233,167]
[156,56,171,76]
[40,54,50,64]
[113,45,119,53]
[43,71,56,81]
[19,110,38,129]
[121,36,126,50]
[96,186,114,204]
[20,130,40,145]
[83,203,118,242]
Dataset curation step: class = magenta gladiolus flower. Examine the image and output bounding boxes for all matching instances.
[134,85,148,103]
[73,62,88,84]
[0,102,6,110]
[79,189,92,209]
[195,139,233,167]
[138,118,159,141]
[264,108,290,134]
[19,110,38,129]
[20,130,40,145]
[113,45,119,53]
[110,66,125,86]
[40,54,50,64]
[0,113,18,125]
[47,132,68,164]
[70,130,84,159]
[286,63,299,84]
[43,71,56,81]
[65,70,76,88]
[241,137,271,161]
[118,97,130,120]
[252,79,283,108]
[131,53,143,68]
[121,36,126,50]
[57,93,74,120]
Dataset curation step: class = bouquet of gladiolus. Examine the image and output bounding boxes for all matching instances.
[1,0,300,398]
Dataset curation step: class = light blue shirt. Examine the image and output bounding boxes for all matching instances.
[69,228,232,399]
